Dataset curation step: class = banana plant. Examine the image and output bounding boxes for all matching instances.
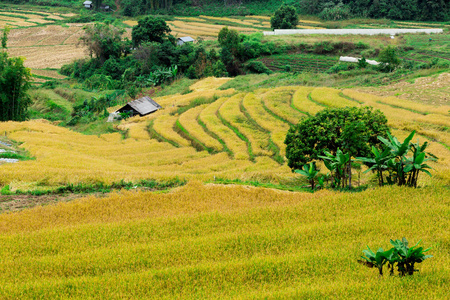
[357,146,391,186]
[295,162,320,190]
[319,148,350,188]
[389,238,433,276]
[377,130,416,186]
[404,140,437,187]
[360,246,395,276]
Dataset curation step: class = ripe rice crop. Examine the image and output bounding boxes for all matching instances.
[219,93,271,156]
[260,87,305,124]
[291,87,323,115]
[342,89,450,148]
[0,182,449,298]
[242,92,289,154]
[178,105,223,152]
[152,115,191,148]
[198,97,250,160]
[0,78,449,189]
[310,87,358,108]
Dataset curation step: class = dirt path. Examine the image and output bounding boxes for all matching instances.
[0,194,85,213]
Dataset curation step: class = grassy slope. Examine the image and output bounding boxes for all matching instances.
[0,182,449,298]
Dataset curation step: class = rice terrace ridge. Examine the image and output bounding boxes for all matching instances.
[0,0,449,298]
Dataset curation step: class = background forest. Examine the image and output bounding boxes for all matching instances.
[3,0,450,21]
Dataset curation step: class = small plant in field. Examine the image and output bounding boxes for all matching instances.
[295,162,320,190]
[359,238,432,276]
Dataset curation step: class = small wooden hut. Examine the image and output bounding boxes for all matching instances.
[116,96,162,117]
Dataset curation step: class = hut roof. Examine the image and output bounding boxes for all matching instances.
[118,96,162,116]
[178,36,195,43]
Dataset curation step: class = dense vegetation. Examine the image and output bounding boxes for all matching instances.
[0,29,31,121]
[2,0,449,21]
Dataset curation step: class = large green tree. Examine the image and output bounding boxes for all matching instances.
[270,4,298,29]
[79,22,126,63]
[131,16,172,47]
[0,28,32,121]
[284,106,389,178]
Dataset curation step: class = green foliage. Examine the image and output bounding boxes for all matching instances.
[318,1,352,21]
[357,57,368,69]
[270,4,298,29]
[357,146,390,186]
[131,16,172,47]
[360,246,394,276]
[360,238,432,276]
[295,162,320,190]
[319,149,350,188]
[79,22,127,63]
[0,51,32,121]
[361,130,437,187]
[245,61,272,75]
[1,26,10,49]
[285,106,389,171]
[67,91,125,126]
[378,46,400,72]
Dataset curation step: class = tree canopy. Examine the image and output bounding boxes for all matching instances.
[79,22,126,63]
[131,16,172,47]
[0,40,32,121]
[270,5,299,29]
[284,106,390,171]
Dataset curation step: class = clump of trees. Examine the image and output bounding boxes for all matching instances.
[62,17,281,92]
[285,107,437,190]
[270,4,298,29]
[0,26,32,122]
[285,106,390,189]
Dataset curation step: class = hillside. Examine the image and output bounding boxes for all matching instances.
[1,4,450,298]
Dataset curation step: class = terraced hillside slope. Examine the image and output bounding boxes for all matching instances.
[1,77,449,191]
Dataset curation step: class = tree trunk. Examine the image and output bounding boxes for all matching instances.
[348,160,352,189]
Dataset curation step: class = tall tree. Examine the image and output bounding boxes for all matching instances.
[0,28,32,121]
[132,16,172,47]
[79,22,126,63]
[270,4,299,29]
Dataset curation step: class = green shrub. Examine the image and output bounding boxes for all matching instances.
[245,61,272,75]
[319,2,352,21]
[360,238,432,276]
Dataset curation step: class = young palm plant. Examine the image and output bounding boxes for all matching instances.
[357,146,391,186]
[377,130,416,186]
[295,162,320,190]
[319,148,350,188]
[404,140,436,187]
[359,246,395,276]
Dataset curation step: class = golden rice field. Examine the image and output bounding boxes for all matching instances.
[1,77,449,191]
[0,181,449,298]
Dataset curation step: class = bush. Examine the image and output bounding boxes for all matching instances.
[319,2,352,21]
[326,63,352,74]
[245,61,272,75]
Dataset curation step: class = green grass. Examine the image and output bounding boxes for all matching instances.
[171,95,219,116]
[154,78,195,97]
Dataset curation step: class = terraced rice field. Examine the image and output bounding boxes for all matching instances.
[1,77,449,191]
[123,15,325,39]
[5,24,87,70]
